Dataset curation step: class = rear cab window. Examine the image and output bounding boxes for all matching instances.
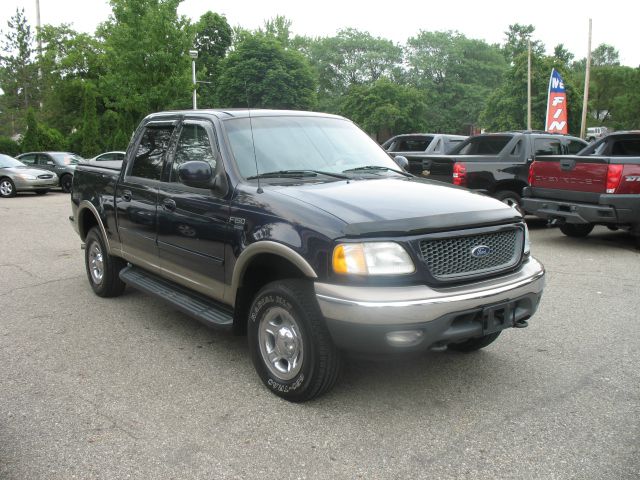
[455,135,513,155]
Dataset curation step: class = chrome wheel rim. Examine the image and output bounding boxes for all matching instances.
[0,180,12,196]
[258,306,304,381]
[88,242,104,284]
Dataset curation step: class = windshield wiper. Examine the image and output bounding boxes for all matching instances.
[342,165,411,177]
[247,169,349,180]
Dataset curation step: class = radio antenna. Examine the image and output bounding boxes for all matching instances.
[245,82,262,193]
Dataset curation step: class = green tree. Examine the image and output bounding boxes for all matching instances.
[215,34,316,109]
[502,24,545,64]
[0,136,21,156]
[0,9,38,136]
[98,0,192,130]
[305,29,402,112]
[406,31,507,132]
[341,78,428,140]
[20,108,66,152]
[192,11,232,108]
[592,43,620,67]
[263,15,292,48]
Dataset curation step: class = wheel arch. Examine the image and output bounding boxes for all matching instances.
[77,201,111,252]
[230,242,318,334]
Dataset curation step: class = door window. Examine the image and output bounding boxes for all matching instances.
[19,154,36,165]
[534,138,562,156]
[171,124,217,183]
[129,125,175,180]
[36,154,54,166]
[565,140,586,154]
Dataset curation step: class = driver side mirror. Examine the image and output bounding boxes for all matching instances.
[393,155,409,171]
[178,160,213,188]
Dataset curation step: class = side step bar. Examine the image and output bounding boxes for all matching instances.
[119,266,233,329]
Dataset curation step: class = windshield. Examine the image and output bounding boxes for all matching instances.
[51,152,83,165]
[451,135,513,155]
[223,116,399,178]
[0,154,25,168]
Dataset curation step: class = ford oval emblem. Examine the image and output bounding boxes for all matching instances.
[471,245,492,258]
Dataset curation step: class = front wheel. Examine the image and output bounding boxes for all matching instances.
[84,227,126,297]
[559,223,593,238]
[494,190,523,214]
[60,174,73,193]
[248,280,341,402]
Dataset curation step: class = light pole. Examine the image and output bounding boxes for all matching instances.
[189,50,198,110]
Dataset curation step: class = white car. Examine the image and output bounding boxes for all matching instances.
[86,151,126,164]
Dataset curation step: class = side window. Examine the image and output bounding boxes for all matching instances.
[129,124,175,180]
[510,140,522,156]
[171,123,216,183]
[534,138,562,156]
[19,154,36,165]
[566,140,586,154]
[36,154,53,166]
[97,153,112,161]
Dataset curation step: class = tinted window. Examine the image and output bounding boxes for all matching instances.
[36,154,53,165]
[566,140,586,154]
[130,125,174,180]
[510,140,522,156]
[534,138,562,156]
[171,124,216,182]
[611,139,640,156]
[19,154,36,165]
[396,138,432,152]
[456,135,513,155]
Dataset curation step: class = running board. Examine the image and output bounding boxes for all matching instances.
[119,266,233,329]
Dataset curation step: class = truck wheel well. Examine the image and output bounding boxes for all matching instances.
[79,208,99,241]
[233,253,309,335]
[491,180,528,196]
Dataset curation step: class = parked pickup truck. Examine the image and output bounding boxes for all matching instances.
[70,110,545,401]
[415,132,587,209]
[523,131,640,245]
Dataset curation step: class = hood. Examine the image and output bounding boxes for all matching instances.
[271,177,521,237]
[1,166,55,177]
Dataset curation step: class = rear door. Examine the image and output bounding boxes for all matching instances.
[156,120,229,300]
[116,121,177,264]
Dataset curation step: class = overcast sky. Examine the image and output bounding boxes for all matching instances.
[1,0,638,67]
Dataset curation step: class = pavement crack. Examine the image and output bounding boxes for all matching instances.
[0,263,36,278]
[0,275,84,297]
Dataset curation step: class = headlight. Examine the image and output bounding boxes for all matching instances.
[16,173,37,180]
[332,242,415,275]
[523,223,531,256]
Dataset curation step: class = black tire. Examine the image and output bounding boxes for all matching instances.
[84,227,126,297]
[60,174,73,193]
[248,280,341,402]
[494,190,523,213]
[559,223,594,238]
[448,332,501,352]
[35,190,49,195]
[0,177,16,198]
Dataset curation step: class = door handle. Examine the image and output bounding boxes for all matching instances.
[162,198,177,211]
[121,190,132,202]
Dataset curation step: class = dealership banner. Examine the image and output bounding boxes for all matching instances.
[545,69,568,134]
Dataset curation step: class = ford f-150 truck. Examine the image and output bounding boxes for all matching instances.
[414,132,587,209]
[523,131,640,245]
[70,110,545,402]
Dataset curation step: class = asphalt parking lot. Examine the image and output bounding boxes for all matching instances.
[1,192,638,479]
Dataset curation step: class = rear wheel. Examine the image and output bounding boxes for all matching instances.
[559,223,594,238]
[0,178,16,198]
[494,190,523,214]
[248,280,341,402]
[84,227,126,297]
[448,332,501,352]
[60,174,73,193]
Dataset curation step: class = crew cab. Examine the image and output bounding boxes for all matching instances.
[70,110,545,402]
[523,131,640,245]
[416,132,587,209]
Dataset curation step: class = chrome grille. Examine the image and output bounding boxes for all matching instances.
[419,229,522,281]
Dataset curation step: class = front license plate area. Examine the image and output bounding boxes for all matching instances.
[482,301,515,335]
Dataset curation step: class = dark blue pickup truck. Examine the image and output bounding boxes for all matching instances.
[70,110,545,401]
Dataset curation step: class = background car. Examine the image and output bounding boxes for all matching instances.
[0,154,59,198]
[382,133,468,156]
[86,151,126,163]
[17,151,83,193]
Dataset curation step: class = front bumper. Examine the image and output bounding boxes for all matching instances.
[315,257,545,353]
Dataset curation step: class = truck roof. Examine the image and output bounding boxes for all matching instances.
[144,109,345,122]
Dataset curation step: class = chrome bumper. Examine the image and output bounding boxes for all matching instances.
[315,257,545,326]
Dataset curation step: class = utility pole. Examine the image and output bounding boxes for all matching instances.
[189,50,198,110]
[527,40,532,131]
[580,19,592,139]
[36,0,43,110]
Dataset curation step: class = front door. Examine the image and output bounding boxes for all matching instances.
[157,121,229,301]
[115,122,176,265]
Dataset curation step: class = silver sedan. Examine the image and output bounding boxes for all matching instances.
[0,154,59,198]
